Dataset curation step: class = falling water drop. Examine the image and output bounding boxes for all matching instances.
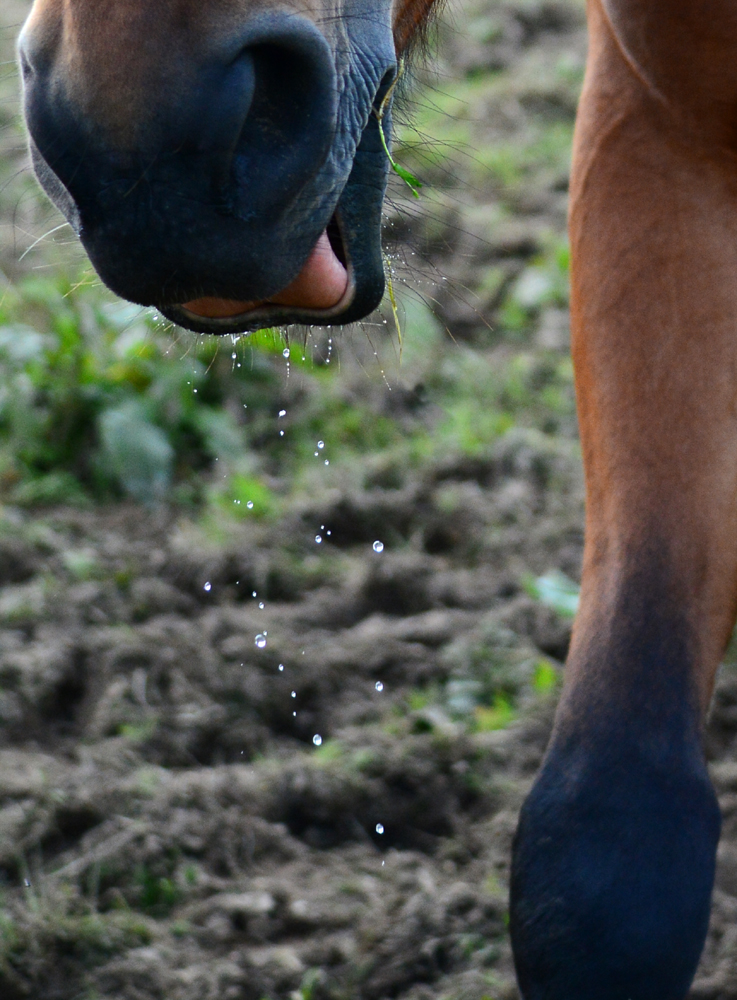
[373,541,384,553]
[376,823,384,835]
[317,441,325,450]
[255,633,267,649]
[375,681,384,692]
[247,501,254,509]
[259,602,265,609]
[313,734,322,746]
[278,664,285,672]
[315,535,322,544]
[203,581,212,592]
[291,691,296,698]
[279,409,287,417]
[283,348,290,359]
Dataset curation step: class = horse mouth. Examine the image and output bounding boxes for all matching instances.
[164,213,354,334]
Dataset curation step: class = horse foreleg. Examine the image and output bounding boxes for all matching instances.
[510,1,737,997]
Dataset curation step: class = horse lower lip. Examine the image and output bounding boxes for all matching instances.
[181,228,348,320]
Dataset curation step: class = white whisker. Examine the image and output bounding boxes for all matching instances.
[18,221,70,261]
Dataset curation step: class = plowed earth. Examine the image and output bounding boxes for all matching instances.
[2,1,737,998]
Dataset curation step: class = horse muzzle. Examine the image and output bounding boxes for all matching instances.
[19,8,393,333]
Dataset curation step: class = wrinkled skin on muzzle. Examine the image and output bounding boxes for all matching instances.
[18,0,430,333]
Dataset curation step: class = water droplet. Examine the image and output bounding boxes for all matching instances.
[315,535,322,544]
[231,352,237,360]
[314,451,319,457]
[293,711,297,717]
[283,348,290,359]
[381,860,385,866]
[291,691,296,698]
[375,681,384,692]
[203,581,212,592]
[373,541,384,553]
[193,388,198,393]
[255,633,267,649]
[376,823,384,835]
[252,591,257,598]
[278,664,285,672]
[279,430,285,436]
[326,530,331,536]
[324,460,329,466]
[313,734,322,746]
[317,441,325,450]
[279,409,287,417]
[259,602,265,609]
[247,501,254,509]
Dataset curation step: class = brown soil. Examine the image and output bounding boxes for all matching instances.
[2,1,737,998]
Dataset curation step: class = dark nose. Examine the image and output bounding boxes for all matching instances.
[22,14,337,218]
[20,15,339,303]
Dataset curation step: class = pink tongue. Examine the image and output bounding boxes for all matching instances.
[182,231,348,319]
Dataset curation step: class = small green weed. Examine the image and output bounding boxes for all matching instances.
[532,660,560,696]
[134,865,180,916]
[474,695,516,732]
[524,570,580,618]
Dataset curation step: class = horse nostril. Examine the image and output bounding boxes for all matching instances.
[227,23,337,213]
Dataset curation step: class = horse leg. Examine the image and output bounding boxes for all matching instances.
[510,1,737,996]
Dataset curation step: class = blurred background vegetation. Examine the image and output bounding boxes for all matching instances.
[0,0,581,520]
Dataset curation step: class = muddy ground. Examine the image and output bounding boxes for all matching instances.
[3,0,737,998]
